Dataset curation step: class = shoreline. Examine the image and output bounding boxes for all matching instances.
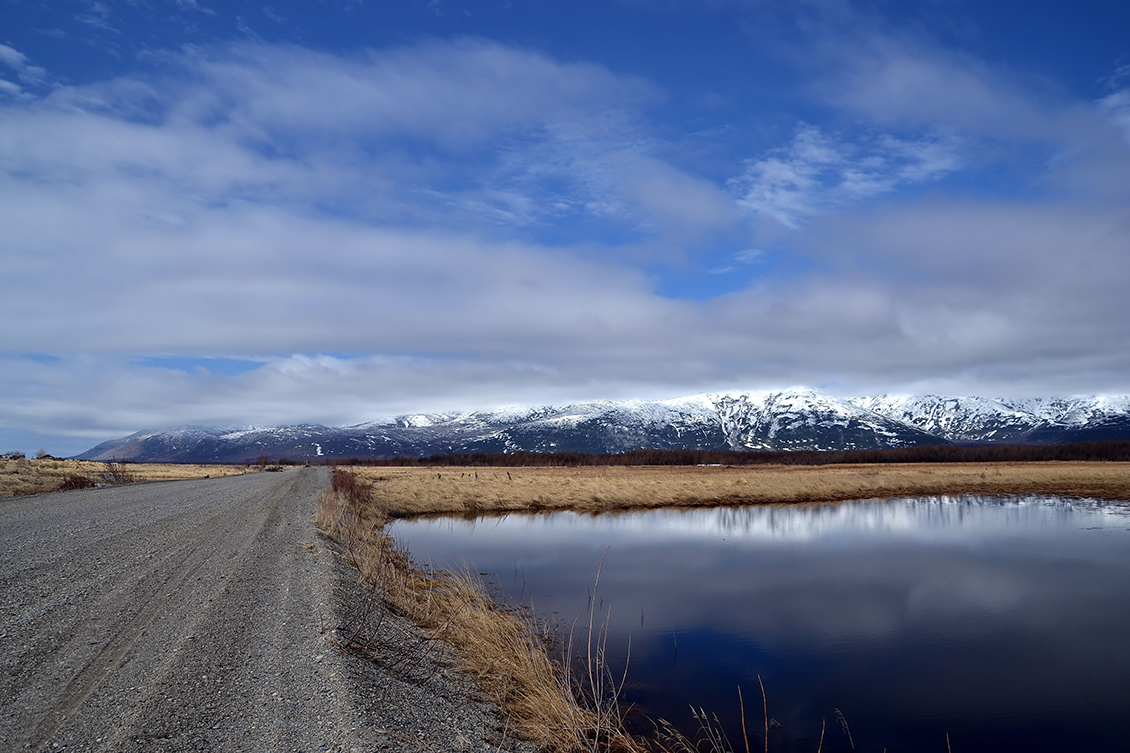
[317,470,641,752]
[316,522,540,753]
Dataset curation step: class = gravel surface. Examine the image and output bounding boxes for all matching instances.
[1,468,530,752]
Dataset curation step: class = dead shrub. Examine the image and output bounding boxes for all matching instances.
[102,462,137,484]
[56,474,96,491]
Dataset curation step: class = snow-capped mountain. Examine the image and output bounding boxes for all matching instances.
[75,388,1130,463]
[852,394,1130,444]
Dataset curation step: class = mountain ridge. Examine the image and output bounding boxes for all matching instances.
[75,387,1130,463]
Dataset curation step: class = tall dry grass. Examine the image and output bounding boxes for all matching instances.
[316,469,641,752]
[0,458,251,498]
[345,461,1130,518]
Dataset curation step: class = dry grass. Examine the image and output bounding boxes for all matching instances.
[316,470,641,753]
[345,461,1130,518]
[0,458,250,498]
[118,462,252,481]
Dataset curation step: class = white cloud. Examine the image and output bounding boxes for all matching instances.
[730,124,960,227]
[0,198,687,356]
[262,6,286,25]
[811,34,1055,139]
[168,40,658,150]
[76,1,116,32]
[1098,87,1130,144]
[0,38,716,369]
[0,44,29,70]
[807,32,1130,199]
[8,39,723,239]
[0,43,48,96]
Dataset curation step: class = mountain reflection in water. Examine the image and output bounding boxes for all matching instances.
[390,496,1130,753]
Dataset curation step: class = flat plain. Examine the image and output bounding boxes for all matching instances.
[348,461,1130,517]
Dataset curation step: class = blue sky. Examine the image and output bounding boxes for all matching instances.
[3,0,1130,455]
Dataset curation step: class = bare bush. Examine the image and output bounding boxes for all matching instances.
[56,474,97,491]
[102,462,137,484]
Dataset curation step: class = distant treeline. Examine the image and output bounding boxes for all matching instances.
[316,440,1130,467]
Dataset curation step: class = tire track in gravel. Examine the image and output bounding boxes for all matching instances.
[0,468,376,752]
[2,467,535,753]
[26,473,291,750]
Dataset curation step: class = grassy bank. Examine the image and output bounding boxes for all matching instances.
[0,458,251,498]
[345,461,1130,518]
[316,469,640,752]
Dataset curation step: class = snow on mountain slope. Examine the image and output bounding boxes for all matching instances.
[75,388,1130,462]
[708,388,941,450]
[853,394,1130,443]
[851,395,1038,442]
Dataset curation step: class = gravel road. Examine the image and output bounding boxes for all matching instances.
[1,468,525,752]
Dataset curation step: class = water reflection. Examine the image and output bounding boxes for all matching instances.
[391,496,1130,752]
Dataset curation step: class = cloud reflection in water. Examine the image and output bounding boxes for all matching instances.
[392,495,1130,752]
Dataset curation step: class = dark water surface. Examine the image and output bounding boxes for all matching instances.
[389,496,1130,752]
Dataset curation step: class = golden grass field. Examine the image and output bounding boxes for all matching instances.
[8,458,1127,507]
[348,461,1130,518]
[0,458,251,498]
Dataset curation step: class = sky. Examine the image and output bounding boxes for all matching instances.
[2,0,1130,456]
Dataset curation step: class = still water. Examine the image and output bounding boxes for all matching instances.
[390,496,1130,752]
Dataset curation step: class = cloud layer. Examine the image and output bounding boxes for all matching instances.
[2,17,1130,453]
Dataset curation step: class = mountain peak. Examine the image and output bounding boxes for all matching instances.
[75,388,1130,463]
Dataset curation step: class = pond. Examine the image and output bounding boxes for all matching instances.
[389,495,1130,752]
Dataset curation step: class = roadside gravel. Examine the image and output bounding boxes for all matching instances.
[1,468,529,752]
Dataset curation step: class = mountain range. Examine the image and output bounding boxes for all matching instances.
[74,388,1130,463]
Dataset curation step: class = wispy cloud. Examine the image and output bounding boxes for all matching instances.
[1098,66,1130,143]
[729,124,960,228]
[709,248,763,275]
[0,44,28,70]
[6,37,733,243]
[76,1,117,32]
[811,33,1052,139]
[4,40,676,229]
[262,6,286,25]
[0,43,49,99]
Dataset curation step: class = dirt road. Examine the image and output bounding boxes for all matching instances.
[0,468,516,752]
